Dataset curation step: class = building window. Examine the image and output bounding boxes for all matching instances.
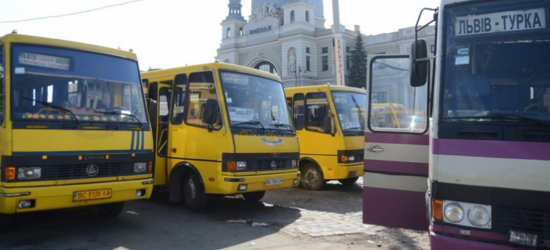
[239,27,243,36]
[306,11,309,22]
[322,47,328,53]
[291,11,295,23]
[322,56,329,71]
[226,28,231,38]
[255,61,278,75]
[346,46,350,53]
[306,56,310,71]
[306,47,310,54]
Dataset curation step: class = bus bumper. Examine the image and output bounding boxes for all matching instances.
[324,163,363,180]
[219,171,300,194]
[0,178,153,214]
[430,227,538,250]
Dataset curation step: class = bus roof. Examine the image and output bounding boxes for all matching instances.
[141,62,282,82]
[0,32,138,60]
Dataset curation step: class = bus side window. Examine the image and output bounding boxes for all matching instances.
[293,93,304,130]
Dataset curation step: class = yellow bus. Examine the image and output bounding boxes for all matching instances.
[0,32,154,230]
[141,62,300,211]
[285,85,366,190]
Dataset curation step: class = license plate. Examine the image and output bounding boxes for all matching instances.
[265,178,283,185]
[73,189,112,201]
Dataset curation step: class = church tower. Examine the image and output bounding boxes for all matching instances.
[221,0,247,40]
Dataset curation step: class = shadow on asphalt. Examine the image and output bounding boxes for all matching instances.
[261,180,364,215]
[0,192,302,250]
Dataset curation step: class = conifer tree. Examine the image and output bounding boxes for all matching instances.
[346,31,367,88]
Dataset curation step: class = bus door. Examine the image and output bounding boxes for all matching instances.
[363,55,430,231]
[146,81,171,185]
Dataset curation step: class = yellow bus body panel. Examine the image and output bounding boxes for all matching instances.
[286,85,365,180]
[142,62,300,196]
[0,33,153,215]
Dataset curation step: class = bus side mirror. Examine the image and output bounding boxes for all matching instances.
[410,39,428,87]
[202,99,219,126]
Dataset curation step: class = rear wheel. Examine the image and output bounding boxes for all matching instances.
[301,164,324,190]
[338,177,359,186]
[183,173,207,211]
[97,202,124,218]
[242,191,266,202]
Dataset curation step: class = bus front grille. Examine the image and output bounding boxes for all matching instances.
[45,164,134,179]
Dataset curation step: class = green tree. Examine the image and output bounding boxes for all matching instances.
[346,31,367,88]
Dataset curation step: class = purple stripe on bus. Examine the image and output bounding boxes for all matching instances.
[430,224,543,249]
[363,186,428,231]
[432,139,550,161]
[364,159,428,176]
[365,132,429,145]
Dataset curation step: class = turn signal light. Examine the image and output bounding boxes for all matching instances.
[227,161,236,171]
[433,199,443,221]
[5,167,16,180]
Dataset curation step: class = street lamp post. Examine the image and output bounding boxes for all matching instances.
[294,65,303,87]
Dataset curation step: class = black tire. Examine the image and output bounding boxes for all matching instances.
[242,191,266,202]
[338,177,359,186]
[97,202,124,218]
[183,173,207,211]
[300,164,324,190]
[0,213,12,231]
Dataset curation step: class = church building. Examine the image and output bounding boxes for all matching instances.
[216,0,435,88]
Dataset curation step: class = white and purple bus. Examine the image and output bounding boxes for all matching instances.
[364,0,550,249]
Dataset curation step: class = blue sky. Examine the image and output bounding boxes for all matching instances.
[0,0,439,71]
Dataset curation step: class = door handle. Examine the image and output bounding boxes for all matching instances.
[367,145,384,153]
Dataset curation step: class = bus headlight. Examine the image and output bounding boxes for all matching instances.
[18,167,41,179]
[291,160,297,168]
[133,162,147,173]
[236,161,247,170]
[444,202,464,222]
[468,206,491,227]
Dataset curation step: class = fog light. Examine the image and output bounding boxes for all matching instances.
[293,179,298,185]
[238,184,247,191]
[18,200,33,209]
[135,189,146,197]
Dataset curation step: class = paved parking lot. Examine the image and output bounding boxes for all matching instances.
[0,177,430,250]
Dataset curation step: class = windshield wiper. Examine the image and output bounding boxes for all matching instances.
[21,97,79,124]
[95,110,143,128]
[446,113,549,126]
[270,123,293,130]
[232,120,266,130]
[344,127,364,131]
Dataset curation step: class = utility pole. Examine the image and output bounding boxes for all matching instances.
[332,0,345,86]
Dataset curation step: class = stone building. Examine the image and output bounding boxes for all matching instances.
[217,0,435,88]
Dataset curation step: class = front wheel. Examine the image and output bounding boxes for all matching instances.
[300,164,324,190]
[97,202,124,218]
[338,177,359,186]
[242,191,266,202]
[183,173,207,211]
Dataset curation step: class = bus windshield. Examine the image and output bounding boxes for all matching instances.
[220,71,293,133]
[332,91,366,133]
[10,45,146,127]
[442,0,550,126]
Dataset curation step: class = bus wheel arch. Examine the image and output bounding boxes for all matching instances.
[168,163,204,203]
[299,158,324,191]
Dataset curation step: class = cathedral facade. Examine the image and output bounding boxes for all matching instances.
[216,0,435,88]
